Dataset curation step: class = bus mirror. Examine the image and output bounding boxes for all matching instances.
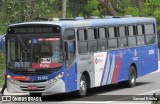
[0,34,6,55]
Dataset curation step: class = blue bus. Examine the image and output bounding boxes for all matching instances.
[3,16,158,97]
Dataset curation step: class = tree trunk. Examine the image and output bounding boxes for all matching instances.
[99,0,117,16]
[62,0,66,19]
[136,0,144,16]
[130,0,137,7]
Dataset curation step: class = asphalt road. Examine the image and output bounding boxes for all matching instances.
[1,71,160,104]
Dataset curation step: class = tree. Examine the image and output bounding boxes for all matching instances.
[137,0,144,16]
[62,0,66,18]
[99,0,117,16]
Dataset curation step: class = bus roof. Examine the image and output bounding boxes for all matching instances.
[9,17,156,28]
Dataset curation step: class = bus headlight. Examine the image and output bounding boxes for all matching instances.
[7,74,11,79]
[7,75,19,84]
[48,72,64,84]
[57,72,64,79]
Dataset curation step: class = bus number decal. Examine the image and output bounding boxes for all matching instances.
[38,76,48,80]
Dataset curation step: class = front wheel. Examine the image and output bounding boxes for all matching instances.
[126,66,136,87]
[76,75,87,97]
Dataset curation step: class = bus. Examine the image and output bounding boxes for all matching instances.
[3,16,158,97]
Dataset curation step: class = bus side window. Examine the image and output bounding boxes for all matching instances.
[98,28,107,51]
[108,27,117,49]
[128,26,137,47]
[144,24,155,45]
[137,25,145,45]
[118,26,127,48]
[87,28,97,53]
[77,29,88,54]
[65,29,75,69]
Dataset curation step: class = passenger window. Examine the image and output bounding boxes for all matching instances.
[137,25,145,45]
[108,39,117,49]
[88,28,97,40]
[88,41,97,52]
[118,26,126,37]
[145,24,155,44]
[88,28,97,52]
[145,24,154,35]
[98,28,106,39]
[128,37,136,47]
[108,27,117,38]
[128,26,136,36]
[108,27,117,49]
[77,29,88,54]
[98,28,107,51]
[137,25,144,35]
[118,26,127,48]
[77,29,87,41]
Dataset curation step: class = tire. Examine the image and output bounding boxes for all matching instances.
[76,75,87,97]
[30,93,42,97]
[126,66,136,87]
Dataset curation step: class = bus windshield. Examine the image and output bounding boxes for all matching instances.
[32,37,63,68]
[7,35,63,69]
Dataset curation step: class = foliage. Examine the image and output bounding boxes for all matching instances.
[0,53,5,88]
[0,0,160,35]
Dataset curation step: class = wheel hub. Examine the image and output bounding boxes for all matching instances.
[80,80,86,92]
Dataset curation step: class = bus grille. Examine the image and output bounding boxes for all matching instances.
[20,86,45,91]
[19,80,47,83]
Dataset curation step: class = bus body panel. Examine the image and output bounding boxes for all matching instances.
[141,45,157,76]
[65,60,77,92]
[77,54,95,89]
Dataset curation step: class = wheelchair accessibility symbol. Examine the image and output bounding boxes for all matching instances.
[32,38,38,44]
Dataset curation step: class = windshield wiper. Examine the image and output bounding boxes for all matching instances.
[17,35,29,52]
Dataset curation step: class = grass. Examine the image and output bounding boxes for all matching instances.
[0,53,5,88]
[0,65,5,88]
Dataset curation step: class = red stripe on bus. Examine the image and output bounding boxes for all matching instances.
[112,53,120,83]
[12,76,27,81]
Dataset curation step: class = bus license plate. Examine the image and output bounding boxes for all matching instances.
[28,85,37,90]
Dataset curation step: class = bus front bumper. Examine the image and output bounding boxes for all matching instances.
[7,79,65,94]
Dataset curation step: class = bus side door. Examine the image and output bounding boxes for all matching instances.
[64,29,77,92]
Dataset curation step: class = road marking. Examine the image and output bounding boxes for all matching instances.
[138,89,160,95]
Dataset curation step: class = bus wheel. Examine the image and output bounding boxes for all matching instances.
[30,93,42,97]
[77,75,87,97]
[126,66,136,87]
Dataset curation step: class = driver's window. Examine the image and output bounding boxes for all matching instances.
[65,29,75,69]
